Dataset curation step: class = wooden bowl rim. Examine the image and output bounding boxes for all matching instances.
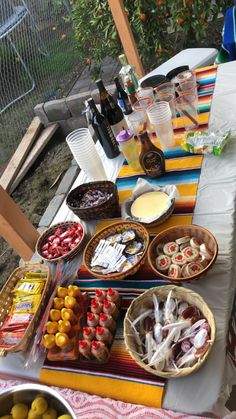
[124,190,175,226]
[66,181,118,211]
[83,220,150,280]
[36,220,86,263]
[147,224,218,282]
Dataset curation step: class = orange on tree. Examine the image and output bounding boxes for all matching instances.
[139,13,147,21]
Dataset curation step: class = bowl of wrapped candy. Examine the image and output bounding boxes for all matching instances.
[66,181,119,221]
[147,224,218,283]
[124,285,216,378]
[36,221,85,262]
[83,221,150,280]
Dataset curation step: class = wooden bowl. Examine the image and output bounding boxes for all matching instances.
[66,181,119,221]
[83,221,150,280]
[124,285,216,378]
[148,224,218,283]
[36,221,86,263]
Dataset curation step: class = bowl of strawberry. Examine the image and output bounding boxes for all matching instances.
[36,221,85,262]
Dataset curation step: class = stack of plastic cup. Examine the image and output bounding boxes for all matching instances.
[174,93,199,130]
[128,110,148,136]
[133,97,154,133]
[154,82,176,118]
[66,128,107,181]
[176,80,198,96]
[146,102,175,149]
[136,87,154,101]
[176,69,196,85]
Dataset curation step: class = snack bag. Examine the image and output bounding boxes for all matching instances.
[182,130,231,155]
[11,294,41,314]
[0,313,33,332]
[13,279,45,295]
[0,330,25,348]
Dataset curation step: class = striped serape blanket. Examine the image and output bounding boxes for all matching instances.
[40,65,218,408]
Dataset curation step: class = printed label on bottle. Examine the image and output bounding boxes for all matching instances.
[118,98,132,114]
[111,118,128,138]
[100,122,120,157]
[141,151,164,178]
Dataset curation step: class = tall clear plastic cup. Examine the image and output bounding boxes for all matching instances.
[147,102,175,148]
[136,87,154,101]
[66,128,107,181]
[174,93,199,130]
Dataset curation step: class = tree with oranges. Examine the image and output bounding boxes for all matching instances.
[72,0,232,77]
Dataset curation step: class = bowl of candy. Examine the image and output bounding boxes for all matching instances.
[36,221,85,262]
[0,383,76,418]
[147,224,218,283]
[83,221,150,280]
[124,285,216,378]
[66,181,119,221]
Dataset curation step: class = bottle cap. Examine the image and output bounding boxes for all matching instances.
[95,289,102,297]
[91,299,99,308]
[96,327,104,335]
[91,341,100,350]
[83,327,91,335]
[107,288,114,296]
[79,339,88,349]
[100,313,108,322]
[87,312,95,321]
[103,300,111,309]
[116,130,134,143]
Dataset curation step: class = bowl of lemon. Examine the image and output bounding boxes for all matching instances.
[0,383,76,419]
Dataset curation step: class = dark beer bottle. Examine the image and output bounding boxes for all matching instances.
[96,79,128,137]
[87,98,120,159]
[114,76,132,115]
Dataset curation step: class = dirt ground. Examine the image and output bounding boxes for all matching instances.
[0,133,72,287]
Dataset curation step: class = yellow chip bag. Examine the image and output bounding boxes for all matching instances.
[13,280,44,295]
[11,294,42,314]
[25,271,47,279]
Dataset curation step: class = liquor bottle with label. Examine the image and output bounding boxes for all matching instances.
[114,76,132,115]
[118,54,139,90]
[96,79,128,137]
[87,98,120,159]
[138,130,165,178]
[124,75,137,106]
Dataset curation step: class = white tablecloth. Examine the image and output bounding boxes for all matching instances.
[0,62,236,417]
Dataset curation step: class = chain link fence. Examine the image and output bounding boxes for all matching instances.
[0,0,82,164]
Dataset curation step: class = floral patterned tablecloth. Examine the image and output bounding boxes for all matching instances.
[0,378,214,419]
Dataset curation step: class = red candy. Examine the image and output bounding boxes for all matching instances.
[40,223,83,260]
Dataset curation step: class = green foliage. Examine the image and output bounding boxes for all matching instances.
[72,0,232,76]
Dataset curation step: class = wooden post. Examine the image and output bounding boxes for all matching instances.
[0,186,40,260]
[108,0,145,78]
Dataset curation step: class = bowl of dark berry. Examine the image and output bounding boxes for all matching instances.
[66,181,119,221]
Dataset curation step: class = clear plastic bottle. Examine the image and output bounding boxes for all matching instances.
[99,313,116,332]
[79,339,91,359]
[107,288,121,307]
[103,300,119,320]
[82,326,96,341]
[87,312,99,327]
[95,326,113,345]
[91,341,109,361]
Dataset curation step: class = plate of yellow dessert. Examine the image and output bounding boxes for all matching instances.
[121,179,177,227]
